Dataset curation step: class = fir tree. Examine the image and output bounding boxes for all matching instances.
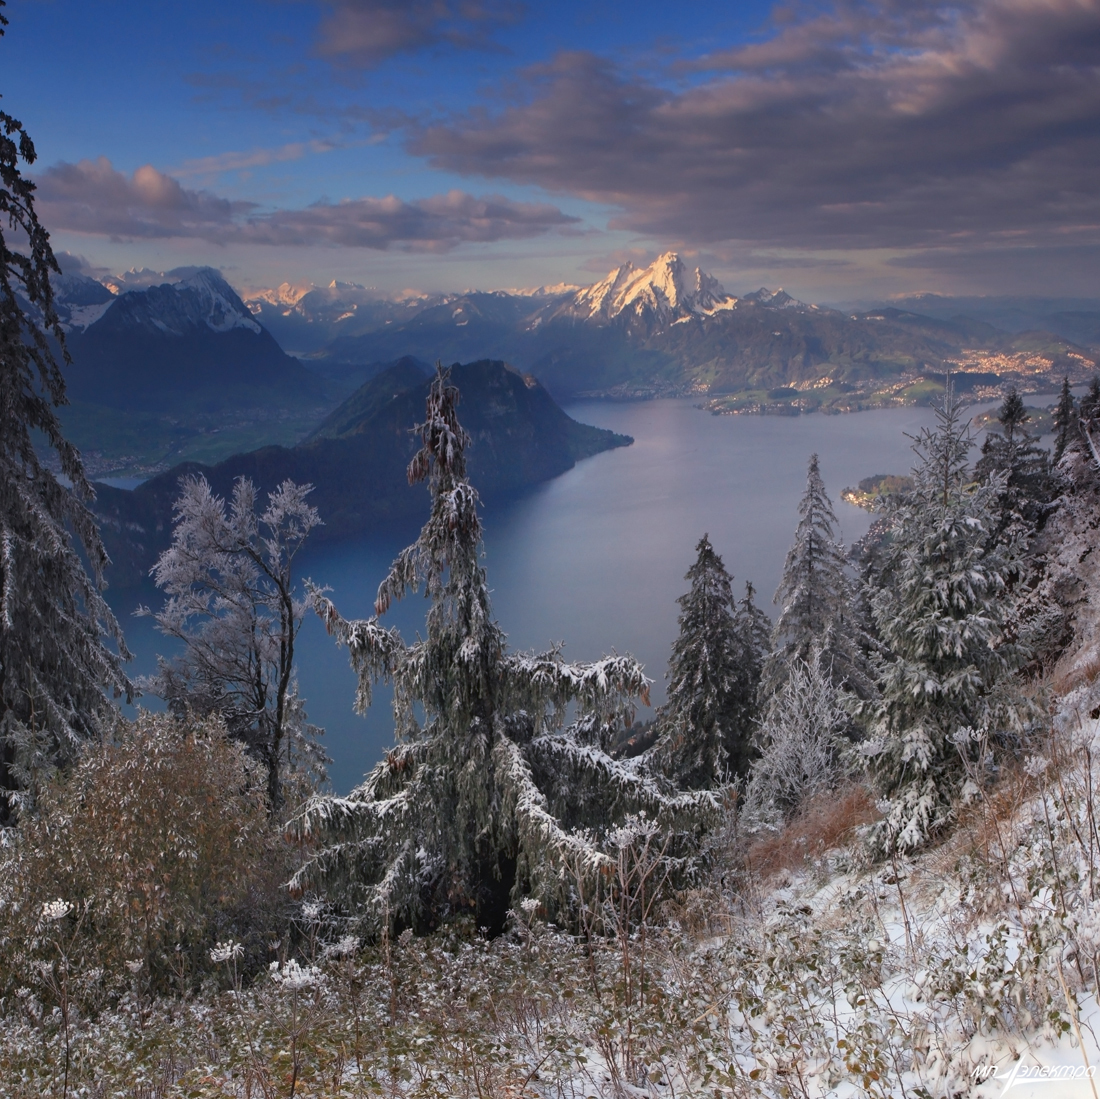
[764,454,870,698]
[653,535,757,788]
[290,366,710,931]
[1081,376,1100,425]
[975,387,1053,539]
[864,385,1022,853]
[139,475,326,810]
[1052,376,1077,465]
[0,12,131,817]
[734,581,771,713]
[1079,376,1100,469]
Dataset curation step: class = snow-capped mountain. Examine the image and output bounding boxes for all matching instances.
[58,268,321,414]
[245,280,445,354]
[549,252,739,328]
[51,267,263,337]
[90,268,262,338]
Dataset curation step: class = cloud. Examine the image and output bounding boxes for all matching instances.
[35,158,577,251]
[37,158,250,240]
[314,0,520,67]
[408,0,1100,262]
[174,140,340,178]
[243,190,578,250]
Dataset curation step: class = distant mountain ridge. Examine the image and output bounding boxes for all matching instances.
[52,267,322,413]
[91,359,631,585]
[280,253,1098,406]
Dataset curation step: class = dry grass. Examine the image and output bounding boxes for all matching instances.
[744,784,879,882]
[1052,650,1100,697]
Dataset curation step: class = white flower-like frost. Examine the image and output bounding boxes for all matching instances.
[41,899,72,922]
[209,940,244,964]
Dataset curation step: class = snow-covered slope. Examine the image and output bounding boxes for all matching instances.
[50,272,116,332]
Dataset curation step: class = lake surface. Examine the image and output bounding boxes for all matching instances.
[113,398,1005,793]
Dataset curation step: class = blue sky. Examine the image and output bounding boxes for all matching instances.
[5,0,1100,299]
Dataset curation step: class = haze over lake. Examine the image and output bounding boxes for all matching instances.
[116,398,1003,793]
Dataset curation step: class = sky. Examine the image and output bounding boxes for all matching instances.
[4,0,1100,301]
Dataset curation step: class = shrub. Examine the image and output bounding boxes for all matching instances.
[0,711,290,1001]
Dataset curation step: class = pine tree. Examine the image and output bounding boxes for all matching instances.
[0,13,131,817]
[763,454,870,698]
[864,385,1022,853]
[139,475,326,810]
[653,536,757,788]
[1052,376,1077,465]
[289,366,710,931]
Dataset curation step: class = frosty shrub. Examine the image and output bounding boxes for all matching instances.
[742,648,852,833]
[0,711,288,999]
[290,365,713,932]
[862,386,1025,853]
[140,475,326,811]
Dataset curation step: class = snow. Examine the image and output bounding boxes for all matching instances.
[63,300,112,330]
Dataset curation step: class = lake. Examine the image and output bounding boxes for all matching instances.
[113,397,1005,793]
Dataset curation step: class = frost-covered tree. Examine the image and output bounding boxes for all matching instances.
[1052,377,1077,465]
[975,387,1053,540]
[741,649,849,833]
[140,475,325,811]
[734,580,771,713]
[763,454,870,698]
[652,536,757,788]
[290,366,710,931]
[863,387,1022,852]
[0,25,131,817]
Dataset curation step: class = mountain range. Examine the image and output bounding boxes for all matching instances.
[248,253,1099,408]
[46,254,1100,481]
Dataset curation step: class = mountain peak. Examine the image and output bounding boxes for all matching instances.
[561,251,735,326]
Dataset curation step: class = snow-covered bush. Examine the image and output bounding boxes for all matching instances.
[0,711,287,1000]
[741,648,853,832]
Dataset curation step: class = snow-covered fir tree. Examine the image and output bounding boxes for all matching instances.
[863,386,1023,852]
[975,386,1053,541]
[734,580,771,717]
[763,454,871,698]
[290,366,712,931]
[140,475,326,810]
[1052,376,1077,465]
[0,84,131,817]
[741,648,850,833]
[652,535,758,788]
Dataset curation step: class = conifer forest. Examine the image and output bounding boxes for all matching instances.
[7,6,1100,1098]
